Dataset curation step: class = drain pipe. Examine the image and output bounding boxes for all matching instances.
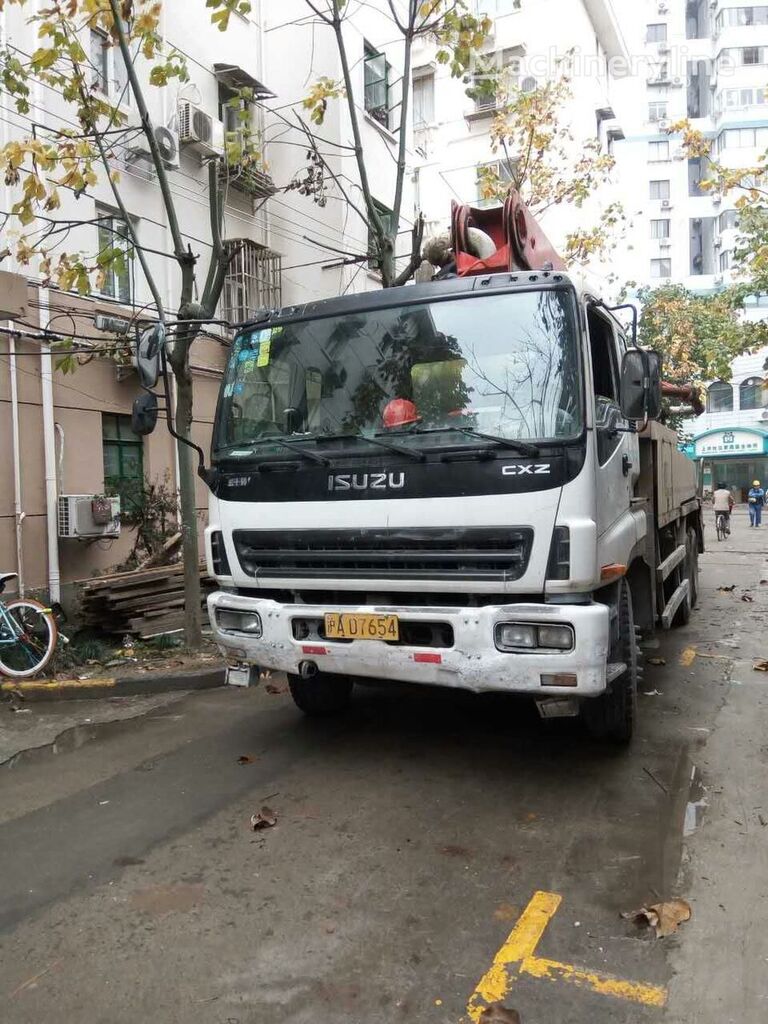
[39,288,61,604]
[9,333,26,596]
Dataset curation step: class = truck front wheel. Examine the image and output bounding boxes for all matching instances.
[583,579,638,745]
[287,672,353,716]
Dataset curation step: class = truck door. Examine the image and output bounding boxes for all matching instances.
[587,306,634,537]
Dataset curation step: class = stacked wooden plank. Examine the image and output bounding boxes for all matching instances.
[80,563,215,638]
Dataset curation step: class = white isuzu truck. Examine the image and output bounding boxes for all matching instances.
[136,194,701,743]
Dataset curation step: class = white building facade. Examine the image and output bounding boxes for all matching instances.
[412,0,628,276]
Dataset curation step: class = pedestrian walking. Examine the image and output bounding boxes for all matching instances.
[712,482,734,535]
[747,480,765,527]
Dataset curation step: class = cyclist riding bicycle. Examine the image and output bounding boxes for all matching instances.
[712,482,734,535]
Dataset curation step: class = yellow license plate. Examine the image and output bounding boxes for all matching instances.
[324,613,399,641]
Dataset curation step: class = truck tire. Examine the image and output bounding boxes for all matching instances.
[584,579,638,745]
[287,672,353,716]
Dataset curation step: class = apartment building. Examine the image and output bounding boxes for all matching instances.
[614,0,768,293]
[0,0,414,603]
[412,0,628,273]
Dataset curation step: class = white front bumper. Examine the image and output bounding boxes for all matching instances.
[207,592,611,696]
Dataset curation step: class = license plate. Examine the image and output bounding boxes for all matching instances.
[324,613,399,641]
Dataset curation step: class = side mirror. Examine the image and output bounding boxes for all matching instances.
[131,391,159,435]
[620,348,662,422]
[136,323,166,390]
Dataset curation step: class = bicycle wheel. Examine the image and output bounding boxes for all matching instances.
[716,515,725,541]
[0,599,58,679]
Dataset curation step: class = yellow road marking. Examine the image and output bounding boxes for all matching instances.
[466,891,561,1020]
[680,647,697,667]
[465,891,667,1020]
[1,678,116,692]
[522,956,667,1008]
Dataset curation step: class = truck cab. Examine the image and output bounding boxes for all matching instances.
[203,261,699,743]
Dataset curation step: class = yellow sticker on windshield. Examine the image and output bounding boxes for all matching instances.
[257,338,271,367]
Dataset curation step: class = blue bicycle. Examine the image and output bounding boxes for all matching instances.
[0,573,58,680]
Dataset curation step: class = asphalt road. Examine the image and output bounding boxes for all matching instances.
[1,510,767,1024]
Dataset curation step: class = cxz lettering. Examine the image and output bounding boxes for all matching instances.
[501,464,552,476]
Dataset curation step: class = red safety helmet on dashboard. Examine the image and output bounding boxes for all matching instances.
[382,398,420,429]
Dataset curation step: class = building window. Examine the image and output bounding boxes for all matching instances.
[649,101,668,122]
[368,199,395,271]
[96,206,133,303]
[220,240,282,323]
[717,6,768,29]
[719,250,732,272]
[650,179,671,200]
[707,381,733,413]
[647,23,668,42]
[740,377,766,411]
[720,46,768,67]
[651,219,671,238]
[649,140,670,161]
[476,0,522,13]
[651,258,672,278]
[719,210,739,231]
[412,71,435,128]
[364,42,391,128]
[102,414,143,511]
[90,29,129,103]
[476,160,516,207]
[743,46,761,64]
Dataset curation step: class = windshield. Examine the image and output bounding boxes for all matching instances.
[212,289,581,458]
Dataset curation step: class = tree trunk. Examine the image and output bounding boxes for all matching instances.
[174,372,203,650]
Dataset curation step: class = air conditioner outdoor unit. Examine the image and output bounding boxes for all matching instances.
[658,1,668,11]
[660,238,672,248]
[658,43,671,54]
[58,495,121,540]
[714,236,723,248]
[127,124,179,169]
[672,76,684,87]
[715,274,724,285]
[712,193,723,205]
[673,148,686,160]
[658,119,670,130]
[178,101,222,155]
[661,199,673,209]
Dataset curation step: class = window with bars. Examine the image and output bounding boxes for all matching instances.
[649,101,668,122]
[719,210,739,231]
[364,43,391,128]
[103,414,144,512]
[96,205,133,303]
[221,241,282,324]
[646,23,668,42]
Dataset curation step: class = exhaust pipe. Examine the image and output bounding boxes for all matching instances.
[298,660,318,679]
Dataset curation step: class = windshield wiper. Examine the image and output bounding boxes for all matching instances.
[217,437,329,466]
[314,432,426,462]
[377,426,539,457]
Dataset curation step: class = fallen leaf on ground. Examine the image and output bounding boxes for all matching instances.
[741,594,754,603]
[237,755,257,765]
[250,806,277,831]
[754,660,768,672]
[480,1006,522,1024]
[493,903,520,921]
[265,683,286,695]
[622,898,692,937]
[680,647,697,667]
[647,657,666,666]
[717,585,736,593]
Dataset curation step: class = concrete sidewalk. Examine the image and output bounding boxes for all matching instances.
[1,664,224,702]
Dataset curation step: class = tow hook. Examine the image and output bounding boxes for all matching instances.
[299,660,318,679]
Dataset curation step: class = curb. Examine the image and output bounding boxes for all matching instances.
[1,666,226,702]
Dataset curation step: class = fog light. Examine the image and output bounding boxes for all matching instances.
[216,609,263,636]
[496,623,536,650]
[537,624,574,650]
[540,673,578,687]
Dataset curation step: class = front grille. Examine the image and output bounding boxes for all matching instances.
[233,527,533,583]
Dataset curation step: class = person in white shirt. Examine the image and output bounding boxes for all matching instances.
[712,483,734,535]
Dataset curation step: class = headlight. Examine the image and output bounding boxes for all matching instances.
[216,609,263,636]
[537,625,574,650]
[495,623,537,650]
[495,621,574,652]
